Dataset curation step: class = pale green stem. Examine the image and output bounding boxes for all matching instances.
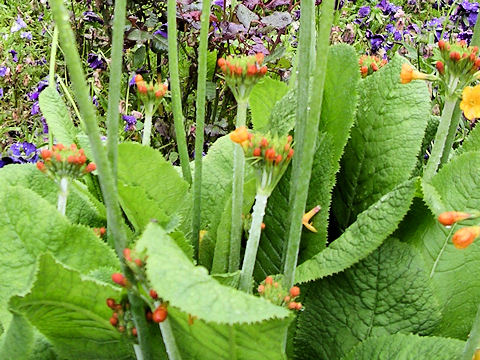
[461,303,480,360]
[57,177,69,216]
[229,100,248,273]
[191,0,211,256]
[106,0,127,181]
[133,345,144,360]
[424,94,458,182]
[440,103,462,165]
[142,103,154,146]
[239,191,269,292]
[159,318,182,360]
[49,1,156,358]
[57,77,84,129]
[49,26,59,88]
[167,0,192,184]
[282,0,335,289]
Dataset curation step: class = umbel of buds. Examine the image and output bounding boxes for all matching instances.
[257,276,303,311]
[36,143,96,180]
[358,55,388,78]
[217,53,267,102]
[135,74,168,101]
[230,127,293,195]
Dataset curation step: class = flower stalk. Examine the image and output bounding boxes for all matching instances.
[159,318,182,360]
[57,177,69,216]
[191,0,211,257]
[462,303,480,360]
[167,0,192,184]
[142,102,154,147]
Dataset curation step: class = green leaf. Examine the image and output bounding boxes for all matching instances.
[254,45,359,278]
[0,164,106,227]
[0,186,118,326]
[169,307,291,359]
[333,55,431,229]
[39,86,78,145]
[136,223,290,324]
[250,77,288,131]
[295,179,417,284]
[117,143,189,232]
[269,89,296,135]
[0,314,34,359]
[399,153,480,338]
[295,238,441,359]
[458,117,480,154]
[340,333,464,360]
[9,253,133,360]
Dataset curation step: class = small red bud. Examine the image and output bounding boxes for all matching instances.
[290,286,300,297]
[260,138,268,148]
[450,51,461,61]
[258,284,265,293]
[134,258,142,267]
[109,317,118,326]
[84,163,96,173]
[217,58,226,67]
[40,149,52,159]
[247,64,257,76]
[118,325,125,333]
[36,161,46,172]
[438,211,471,226]
[287,149,294,159]
[132,327,137,336]
[150,289,158,299]
[295,302,303,310]
[253,147,261,157]
[259,66,268,75]
[106,298,116,309]
[288,302,297,310]
[287,135,293,143]
[265,148,276,162]
[275,154,283,164]
[111,273,127,287]
[371,63,378,71]
[436,61,445,74]
[284,296,291,303]
[261,222,266,230]
[123,248,132,262]
[265,276,273,285]
[153,306,168,323]
[438,40,446,50]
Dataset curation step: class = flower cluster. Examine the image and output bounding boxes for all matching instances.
[359,55,388,77]
[217,53,267,102]
[438,211,480,249]
[106,297,138,336]
[230,127,293,194]
[134,74,168,115]
[36,144,96,180]
[257,276,303,311]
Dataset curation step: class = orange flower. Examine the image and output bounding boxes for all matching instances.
[452,226,480,249]
[229,126,250,144]
[400,63,427,84]
[460,85,480,121]
[438,211,471,226]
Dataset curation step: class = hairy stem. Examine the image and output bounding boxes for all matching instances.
[142,103,154,147]
[57,177,69,216]
[423,95,458,181]
[439,102,462,165]
[168,0,192,184]
[462,303,480,360]
[191,0,211,257]
[282,0,335,289]
[229,100,248,273]
[159,318,182,360]
[106,0,127,181]
[239,191,269,292]
[49,26,59,88]
[49,1,156,358]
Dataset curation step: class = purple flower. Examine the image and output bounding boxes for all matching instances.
[123,115,137,131]
[385,24,395,33]
[154,28,168,39]
[376,0,400,16]
[407,24,420,33]
[11,16,27,33]
[129,74,137,86]
[213,0,224,7]
[83,11,104,24]
[9,50,18,63]
[358,6,370,18]
[41,117,49,134]
[0,66,8,77]
[0,88,3,99]
[20,31,32,40]
[31,101,40,115]
[8,142,38,164]
[92,95,99,107]
[87,53,106,70]
[458,30,473,41]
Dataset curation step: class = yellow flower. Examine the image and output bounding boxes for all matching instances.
[230,126,250,144]
[302,205,321,233]
[400,63,427,84]
[460,85,480,121]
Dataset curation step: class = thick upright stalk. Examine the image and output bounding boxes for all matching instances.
[282,0,335,289]
[423,95,458,181]
[229,100,248,272]
[49,2,155,358]
[142,103,154,146]
[57,177,69,216]
[461,303,480,360]
[191,0,211,256]
[159,318,182,360]
[439,103,462,165]
[239,191,269,292]
[167,0,192,184]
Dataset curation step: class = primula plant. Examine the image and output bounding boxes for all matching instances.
[3,1,480,360]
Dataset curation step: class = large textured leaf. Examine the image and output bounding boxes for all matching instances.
[10,254,133,360]
[458,117,480,154]
[0,186,118,327]
[295,179,417,283]
[333,55,430,229]
[254,45,359,279]
[136,223,290,324]
[169,307,291,360]
[117,143,189,232]
[340,333,464,360]
[250,76,288,131]
[295,239,441,359]
[0,164,106,227]
[398,153,480,339]
[39,86,78,145]
[0,314,34,359]
[269,89,296,134]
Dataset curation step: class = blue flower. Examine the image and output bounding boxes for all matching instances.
[123,115,137,131]
[0,66,8,77]
[11,16,27,33]
[358,6,371,18]
[9,50,18,63]
[0,88,3,99]
[41,116,49,134]
[92,95,99,107]
[31,101,40,115]
[87,53,106,70]
[8,142,38,164]
[20,31,32,40]
[83,11,104,24]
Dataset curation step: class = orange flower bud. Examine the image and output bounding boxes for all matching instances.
[40,149,52,160]
[371,63,378,71]
[84,163,96,173]
[247,64,257,76]
[289,286,300,297]
[36,161,46,172]
[235,66,243,76]
[265,148,276,162]
[265,276,273,285]
[287,148,294,159]
[438,211,471,226]
[259,66,268,75]
[217,57,226,67]
[288,302,297,310]
[67,155,75,163]
[253,147,261,157]
[261,222,266,230]
[155,89,164,98]
[255,52,264,65]
[230,126,250,144]
[295,302,302,310]
[452,226,480,249]
[287,135,293,143]
[134,74,143,83]
[260,138,268,148]
[436,61,445,74]
[450,51,461,61]
[360,66,368,76]
[275,154,282,164]
[258,284,265,293]
[438,40,446,50]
